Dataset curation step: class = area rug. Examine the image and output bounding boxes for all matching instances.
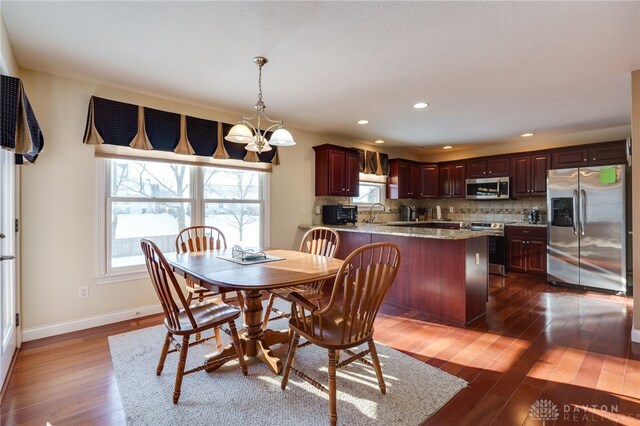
[109,307,467,425]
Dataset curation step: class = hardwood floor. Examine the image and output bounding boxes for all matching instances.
[2,274,639,425]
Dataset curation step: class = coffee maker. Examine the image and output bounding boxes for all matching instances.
[399,205,416,221]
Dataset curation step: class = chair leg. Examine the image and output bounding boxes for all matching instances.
[262,293,276,329]
[156,331,171,375]
[281,332,300,390]
[368,338,386,394]
[214,327,222,349]
[236,291,245,310]
[328,349,338,426]
[173,335,190,404]
[186,291,193,305]
[228,321,248,376]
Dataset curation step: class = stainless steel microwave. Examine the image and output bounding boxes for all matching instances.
[465,177,510,200]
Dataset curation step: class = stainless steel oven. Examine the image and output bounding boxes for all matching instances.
[461,222,506,275]
[466,177,510,200]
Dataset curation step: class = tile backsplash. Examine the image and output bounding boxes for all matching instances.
[312,196,547,225]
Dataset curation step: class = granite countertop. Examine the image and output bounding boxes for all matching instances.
[505,222,548,228]
[299,224,493,240]
[384,220,460,226]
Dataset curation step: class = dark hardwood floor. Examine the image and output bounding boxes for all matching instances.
[2,273,639,425]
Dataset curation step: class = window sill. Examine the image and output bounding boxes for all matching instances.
[95,269,149,285]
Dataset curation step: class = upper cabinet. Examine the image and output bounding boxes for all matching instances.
[313,144,360,197]
[419,164,439,198]
[387,159,421,199]
[440,162,466,198]
[551,140,627,169]
[511,153,550,198]
[467,156,510,179]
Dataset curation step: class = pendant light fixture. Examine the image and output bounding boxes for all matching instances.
[225,56,296,153]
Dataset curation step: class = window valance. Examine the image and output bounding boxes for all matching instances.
[0,74,45,164]
[82,96,279,165]
[355,148,389,176]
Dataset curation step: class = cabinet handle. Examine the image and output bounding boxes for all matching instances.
[593,157,596,161]
[488,171,492,174]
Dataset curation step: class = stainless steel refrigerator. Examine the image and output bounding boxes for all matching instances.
[547,165,626,293]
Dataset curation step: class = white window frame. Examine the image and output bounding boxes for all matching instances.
[351,173,387,209]
[95,158,270,284]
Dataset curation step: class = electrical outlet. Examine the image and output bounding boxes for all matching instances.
[315,206,321,214]
[449,206,454,213]
[78,286,89,299]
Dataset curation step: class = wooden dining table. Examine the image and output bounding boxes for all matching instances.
[167,248,343,374]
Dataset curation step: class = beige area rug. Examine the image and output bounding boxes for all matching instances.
[109,307,467,425]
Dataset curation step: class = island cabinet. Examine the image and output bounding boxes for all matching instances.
[313,144,360,196]
[466,156,510,179]
[551,140,627,169]
[439,163,466,198]
[510,153,550,198]
[506,226,547,275]
[335,230,488,325]
[387,159,421,199]
[419,164,439,198]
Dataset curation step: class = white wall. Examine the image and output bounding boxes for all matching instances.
[632,69,640,342]
[0,9,19,76]
[17,70,412,335]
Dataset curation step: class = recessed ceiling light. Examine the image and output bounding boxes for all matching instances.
[357,119,370,125]
[443,145,453,150]
[521,132,535,137]
[413,102,430,109]
[374,139,384,144]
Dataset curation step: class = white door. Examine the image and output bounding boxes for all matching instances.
[0,147,17,388]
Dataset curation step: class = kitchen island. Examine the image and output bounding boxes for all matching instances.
[300,224,491,325]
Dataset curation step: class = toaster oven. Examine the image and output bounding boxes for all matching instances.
[322,205,358,225]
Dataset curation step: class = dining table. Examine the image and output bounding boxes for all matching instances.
[167,247,344,374]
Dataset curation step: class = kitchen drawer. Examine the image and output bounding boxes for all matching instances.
[506,226,546,239]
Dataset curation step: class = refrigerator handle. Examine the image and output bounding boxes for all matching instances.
[580,189,586,236]
[572,190,578,235]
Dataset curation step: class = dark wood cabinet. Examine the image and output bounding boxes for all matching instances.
[511,153,550,198]
[440,163,466,198]
[419,164,439,198]
[551,141,627,169]
[467,157,510,179]
[506,226,547,275]
[387,159,421,199]
[313,144,360,197]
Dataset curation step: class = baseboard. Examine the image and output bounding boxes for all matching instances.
[632,327,640,344]
[21,304,163,342]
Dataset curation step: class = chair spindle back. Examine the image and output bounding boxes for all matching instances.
[141,238,196,331]
[175,226,227,254]
[299,227,340,258]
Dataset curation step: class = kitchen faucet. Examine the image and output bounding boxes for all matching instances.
[369,203,385,223]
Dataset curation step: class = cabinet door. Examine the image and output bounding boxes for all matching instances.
[510,155,531,198]
[507,237,527,272]
[551,148,588,169]
[487,157,510,177]
[527,238,547,275]
[409,163,421,198]
[530,154,550,196]
[467,160,487,179]
[397,161,411,199]
[588,141,627,166]
[451,164,467,198]
[420,165,439,198]
[439,165,452,198]
[344,151,361,197]
[327,149,346,195]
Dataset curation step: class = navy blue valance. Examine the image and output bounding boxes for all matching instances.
[82,96,278,164]
[0,74,45,164]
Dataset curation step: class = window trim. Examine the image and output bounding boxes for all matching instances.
[95,158,270,284]
[351,181,387,209]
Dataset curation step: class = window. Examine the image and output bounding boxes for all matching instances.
[98,158,268,282]
[352,182,386,207]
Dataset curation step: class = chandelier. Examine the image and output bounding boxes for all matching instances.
[225,56,296,154]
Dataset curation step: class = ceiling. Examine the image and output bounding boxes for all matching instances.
[2,1,639,154]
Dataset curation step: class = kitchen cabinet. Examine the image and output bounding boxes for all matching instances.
[419,164,439,198]
[467,156,510,179]
[506,226,546,275]
[387,159,421,199]
[551,140,627,169]
[313,144,360,196]
[439,163,466,198]
[510,153,550,198]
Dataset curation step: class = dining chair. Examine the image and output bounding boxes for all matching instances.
[280,242,400,426]
[140,238,248,404]
[261,227,340,329]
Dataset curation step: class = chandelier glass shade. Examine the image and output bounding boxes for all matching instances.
[225,57,296,154]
